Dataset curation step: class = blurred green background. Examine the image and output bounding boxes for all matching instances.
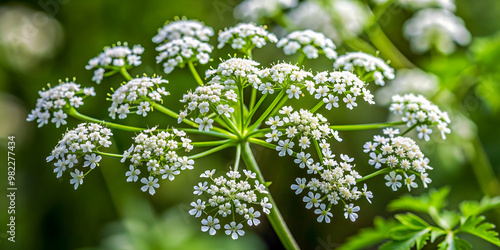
[0,0,499,249]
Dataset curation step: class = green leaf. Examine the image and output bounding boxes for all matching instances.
[338,217,397,250]
[388,187,450,213]
[436,210,461,230]
[395,213,430,229]
[438,232,472,250]
[457,215,500,247]
[460,196,500,217]
[381,227,431,250]
[430,228,447,243]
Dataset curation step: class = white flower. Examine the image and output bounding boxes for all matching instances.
[152,19,214,44]
[260,197,272,214]
[404,173,418,191]
[368,152,386,169]
[125,165,140,182]
[70,169,84,190]
[51,110,68,128]
[291,178,307,195]
[417,125,432,141]
[196,117,214,132]
[83,153,102,169]
[141,176,160,195]
[286,85,302,99]
[314,204,333,223]
[385,172,402,191]
[420,173,432,188]
[362,184,373,203]
[218,23,277,52]
[244,207,261,226]
[343,94,357,110]
[276,139,294,157]
[224,221,245,240]
[194,182,208,195]
[344,203,360,222]
[303,192,321,209]
[201,216,220,235]
[189,199,206,218]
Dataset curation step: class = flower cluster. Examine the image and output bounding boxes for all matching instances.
[312,71,375,110]
[333,52,395,86]
[46,123,113,189]
[257,63,313,98]
[217,23,278,53]
[266,107,341,157]
[403,9,470,55]
[85,42,145,84]
[292,148,370,223]
[206,58,262,88]
[277,30,337,60]
[122,128,194,195]
[389,94,451,140]
[156,36,213,74]
[364,130,433,191]
[286,1,340,42]
[108,76,169,119]
[152,19,214,44]
[27,80,96,128]
[190,169,271,239]
[233,0,298,23]
[179,83,238,131]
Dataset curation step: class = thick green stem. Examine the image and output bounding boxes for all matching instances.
[234,144,242,171]
[249,87,257,111]
[329,121,406,131]
[67,107,145,132]
[241,143,300,250]
[120,67,132,81]
[188,61,204,86]
[310,101,324,113]
[296,54,306,67]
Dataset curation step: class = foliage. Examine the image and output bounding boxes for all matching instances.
[342,187,500,249]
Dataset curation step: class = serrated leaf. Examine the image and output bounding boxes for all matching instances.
[338,217,397,250]
[388,187,450,213]
[381,228,431,250]
[458,215,500,247]
[438,232,472,250]
[460,196,500,217]
[395,213,430,229]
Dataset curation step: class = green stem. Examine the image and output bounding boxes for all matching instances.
[296,54,306,67]
[310,101,324,113]
[329,121,406,131]
[191,139,231,147]
[180,128,238,140]
[67,107,145,132]
[234,144,242,171]
[401,123,418,136]
[357,168,394,182]
[244,93,268,129]
[241,143,300,250]
[188,61,204,86]
[95,151,124,158]
[248,137,275,150]
[238,83,245,131]
[365,23,415,69]
[189,142,234,160]
[249,87,257,111]
[120,67,132,81]
[248,90,286,132]
[268,94,289,118]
